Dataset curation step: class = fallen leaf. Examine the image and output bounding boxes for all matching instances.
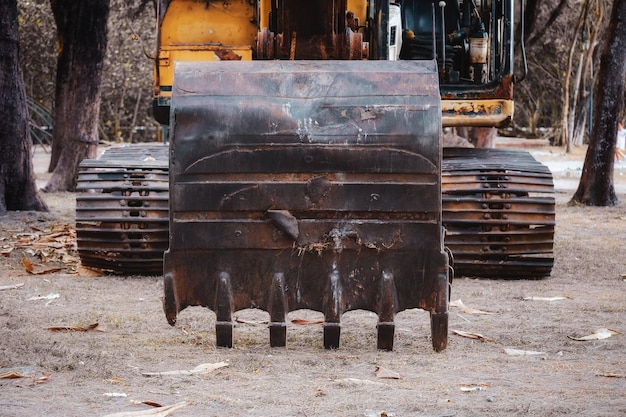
[374,366,402,379]
[0,282,24,291]
[460,386,487,392]
[21,255,63,275]
[31,373,51,385]
[503,348,546,356]
[235,317,268,325]
[460,383,491,392]
[104,377,126,384]
[76,264,105,277]
[29,293,60,301]
[568,328,621,341]
[450,299,495,315]
[5,224,78,274]
[21,257,34,273]
[596,373,625,378]
[141,362,229,377]
[0,369,50,385]
[0,370,26,379]
[291,318,324,325]
[101,401,192,417]
[28,266,63,275]
[142,401,164,408]
[522,296,569,301]
[47,323,103,332]
[334,378,386,387]
[130,400,166,407]
[452,329,496,343]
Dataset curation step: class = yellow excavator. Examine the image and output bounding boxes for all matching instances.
[152,0,515,127]
[75,0,555,351]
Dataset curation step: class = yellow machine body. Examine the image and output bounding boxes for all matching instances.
[153,0,516,127]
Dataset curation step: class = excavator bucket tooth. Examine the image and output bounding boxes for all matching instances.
[164,60,450,351]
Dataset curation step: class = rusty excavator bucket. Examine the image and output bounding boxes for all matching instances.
[163,60,451,351]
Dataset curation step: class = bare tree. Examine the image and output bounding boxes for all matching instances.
[456,127,497,148]
[44,0,110,192]
[570,0,626,206]
[560,0,591,151]
[525,0,568,48]
[514,1,576,141]
[570,3,603,148]
[0,0,47,215]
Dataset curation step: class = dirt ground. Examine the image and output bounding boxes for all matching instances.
[0,143,625,417]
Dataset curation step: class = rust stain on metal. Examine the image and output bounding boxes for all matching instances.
[164,60,450,352]
[441,75,514,101]
[215,49,243,60]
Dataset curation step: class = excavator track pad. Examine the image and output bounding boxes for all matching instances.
[442,147,555,279]
[76,146,169,274]
[75,146,555,280]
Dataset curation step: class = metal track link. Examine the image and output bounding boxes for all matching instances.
[76,145,555,279]
[75,145,169,274]
[442,147,555,279]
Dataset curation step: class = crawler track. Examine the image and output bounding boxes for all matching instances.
[76,146,555,278]
[442,148,555,279]
[75,146,169,274]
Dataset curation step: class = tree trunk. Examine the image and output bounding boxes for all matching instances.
[525,0,568,48]
[571,3,603,147]
[561,0,590,151]
[457,127,497,148]
[522,0,539,44]
[0,0,47,215]
[44,0,109,192]
[572,96,591,146]
[570,0,626,206]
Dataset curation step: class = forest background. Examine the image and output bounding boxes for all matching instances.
[18,0,623,148]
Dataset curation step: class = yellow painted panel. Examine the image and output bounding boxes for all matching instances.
[346,0,367,28]
[160,0,257,47]
[441,99,514,128]
[156,46,253,93]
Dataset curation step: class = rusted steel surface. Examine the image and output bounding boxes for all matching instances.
[442,148,555,279]
[75,145,555,282]
[165,60,450,351]
[441,99,514,128]
[75,146,169,274]
[440,75,515,101]
[441,75,515,127]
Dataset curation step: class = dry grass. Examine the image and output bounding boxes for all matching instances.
[0,147,625,416]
